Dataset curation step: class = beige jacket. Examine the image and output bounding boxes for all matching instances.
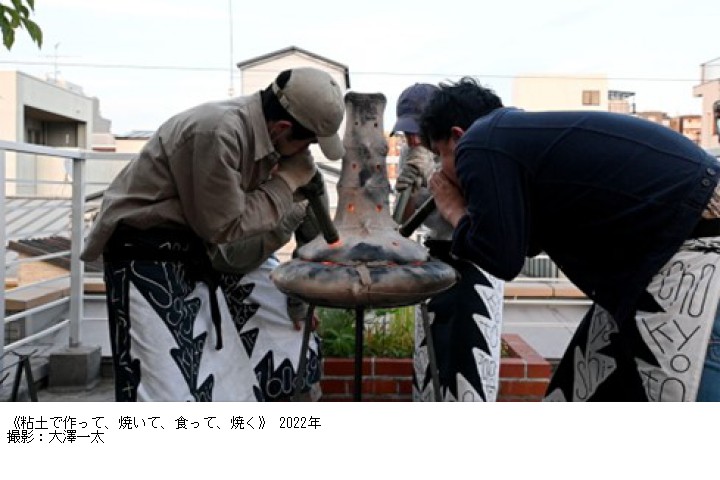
[81,92,296,261]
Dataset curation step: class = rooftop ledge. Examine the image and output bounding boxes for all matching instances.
[4,276,585,314]
[504,279,586,300]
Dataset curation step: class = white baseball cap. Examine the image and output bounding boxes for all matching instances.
[272,67,345,160]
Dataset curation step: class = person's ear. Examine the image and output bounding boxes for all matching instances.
[269,120,292,140]
[450,126,464,140]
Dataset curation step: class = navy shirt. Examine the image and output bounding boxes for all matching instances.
[453,108,720,319]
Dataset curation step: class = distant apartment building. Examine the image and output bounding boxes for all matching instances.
[513,74,611,111]
[669,115,702,145]
[608,90,636,114]
[635,111,671,127]
[512,72,710,147]
[693,57,720,149]
[0,71,112,196]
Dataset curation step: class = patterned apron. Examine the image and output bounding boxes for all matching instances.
[546,237,720,401]
[104,228,319,402]
[413,242,505,402]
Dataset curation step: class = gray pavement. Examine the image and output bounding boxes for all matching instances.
[37,377,114,402]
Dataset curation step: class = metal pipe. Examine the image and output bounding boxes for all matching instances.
[354,307,364,402]
[421,302,442,401]
[4,319,70,351]
[0,150,6,375]
[392,188,412,224]
[4,297,70,324]
[69,156,86,347]
[399,197,436,237]
[299,170,339,244]
[292,303,316,402]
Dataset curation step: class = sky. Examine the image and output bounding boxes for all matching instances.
[1,0,719,135]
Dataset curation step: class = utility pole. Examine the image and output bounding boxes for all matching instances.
[228,0,235,97]
[53,42,60,81]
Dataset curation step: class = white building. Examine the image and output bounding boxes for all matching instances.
[693,57,720,149]
[0,70,111,196]
[512,74,610,111]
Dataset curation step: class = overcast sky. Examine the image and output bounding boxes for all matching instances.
[1,0,719,134]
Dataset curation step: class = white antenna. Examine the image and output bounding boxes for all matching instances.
[228,0,235,97]
[41,42,78,84]
[53,42,60,81]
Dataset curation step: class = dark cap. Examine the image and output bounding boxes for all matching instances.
[391,83,439,135]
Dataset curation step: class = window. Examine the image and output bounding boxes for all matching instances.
[582,90,600,106]
[714,101,720,136]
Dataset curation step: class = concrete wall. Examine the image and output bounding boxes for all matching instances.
[513,74,609,111]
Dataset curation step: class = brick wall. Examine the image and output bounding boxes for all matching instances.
[498,334,552,401]
[320,333,551,402]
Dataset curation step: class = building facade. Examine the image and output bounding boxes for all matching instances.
[512,74,611,111]
[0,71,111,196]
[693,57,720,149]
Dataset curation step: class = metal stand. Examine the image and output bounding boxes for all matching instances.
[354,307,365,401]
[293,302,440,402]
[421,303,442,402]
[292,304,317,402]
[0,352,38,402]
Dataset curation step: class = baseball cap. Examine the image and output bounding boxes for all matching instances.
[272,67,345,160]
[391,83,439,135]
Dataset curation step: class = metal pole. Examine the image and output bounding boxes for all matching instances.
[292,303,316,402]
[69,155,86,347]
[0,150,6,374]
[354,307,364,401]
[421,302,442,401]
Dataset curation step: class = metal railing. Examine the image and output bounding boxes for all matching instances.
[0,139,133,376]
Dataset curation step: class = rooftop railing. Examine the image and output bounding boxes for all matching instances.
[0,140,133,378]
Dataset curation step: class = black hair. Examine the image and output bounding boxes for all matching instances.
[260,69,316,141]
[419,77,503,146]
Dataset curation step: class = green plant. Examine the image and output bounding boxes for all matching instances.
[316,306,415,358]
[316,306,512,359]
[316,307,356,357]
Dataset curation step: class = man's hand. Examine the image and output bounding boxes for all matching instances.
[395,163,424,192]
[429,170,467,227]
[396,145,435,192]
[275,150,317,192]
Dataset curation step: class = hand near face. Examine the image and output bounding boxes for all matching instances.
[429,170,467,227]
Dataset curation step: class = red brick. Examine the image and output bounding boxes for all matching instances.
[322,358,354,376]
[500,379,549,397]
[374,358,413,376]
[319,379,349,395]
[363,379,399,395]
[322,358,371,376]
[320,396,352,402]
[398,378,413,395]
[499,359,526,378]
[498,395,543,402]
[527,361,552,378]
